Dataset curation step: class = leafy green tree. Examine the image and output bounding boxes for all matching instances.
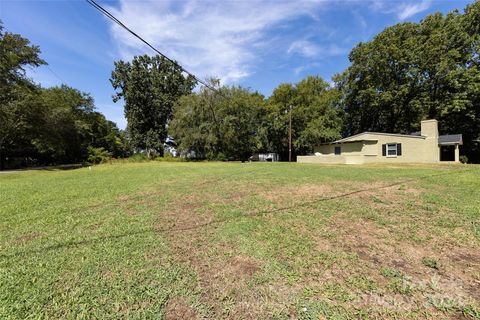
[169,87,218,158]
[335,22,421,135]
[110,55,196,157]
[0,21,45,98]
[0,21,46,169]
[34,85,94,163]
[0,22,131,169]
[265,76,342,159]
[336,2,480,162]
[169,80,265,160]
[262,83,296,159]
[293,76,343,153]
[35,85,131,164]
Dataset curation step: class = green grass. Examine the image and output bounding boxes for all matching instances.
[1,162,479,319]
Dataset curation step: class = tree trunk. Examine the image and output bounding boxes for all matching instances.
[0,147,4,171]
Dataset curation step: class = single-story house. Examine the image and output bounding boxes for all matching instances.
[297,120,462,164]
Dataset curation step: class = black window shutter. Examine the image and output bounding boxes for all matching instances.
[382,144,386,156]
[397,143,402,156]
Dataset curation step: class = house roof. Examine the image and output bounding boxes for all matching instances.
[319,131,463,146]
[322,139,377,145]
[439,134,463,145]
[333,132,425,144]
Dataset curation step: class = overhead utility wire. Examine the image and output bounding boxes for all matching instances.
[46,66,66,84]
[85,0,219,94]
[86,0,221,132]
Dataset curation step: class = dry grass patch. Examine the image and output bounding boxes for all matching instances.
[15,232,40,243]
[164,297,197,320]
[155,176,478,318]
[3,162,479,319]
[261,183,337,203]
[320,212,480,317]
[154,187,303,318]
[150,173,479,318]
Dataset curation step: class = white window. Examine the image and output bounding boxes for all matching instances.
[387,143,397,157]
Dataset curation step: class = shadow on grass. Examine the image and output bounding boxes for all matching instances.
[0,164,84,173]
[1,168,477,261]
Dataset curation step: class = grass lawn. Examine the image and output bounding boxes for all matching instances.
[1,162,479,319]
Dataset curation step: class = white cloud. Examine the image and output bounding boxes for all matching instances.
[369,0,386,11]
[288,40,347,59]
[370,0,432,21]
[293,65,309,76]
[397,1,432,20]
[288,40,321,58]
[352,10,367,29]
[293,62,321,76]
[105,0,326,84]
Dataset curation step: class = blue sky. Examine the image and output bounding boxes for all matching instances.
[0,0,473,129]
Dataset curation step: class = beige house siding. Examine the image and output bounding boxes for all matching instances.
[421,120,440,163]
[298,120,447,164]
[315,141,364,155]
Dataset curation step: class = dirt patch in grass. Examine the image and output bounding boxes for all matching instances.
[116,194,162,215]
[88,223,103,230]
[260,183,337,203]
[323,214,480,315]
[256,180,425,216]
[164,297,197,320]
[344,181,424,207]
[15,232,40,243]
[155,189,298,318]
[229,255,261,276]
[153,176,478,318]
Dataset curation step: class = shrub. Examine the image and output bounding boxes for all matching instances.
[460,155,468,164]
[207,152,227,161]
[127,153,149,162]
[87,147,112,164]
[155,153,185,162]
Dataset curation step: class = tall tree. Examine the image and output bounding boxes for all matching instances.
[0,22,45,98]
[0,22,130,169]
[265,76,342,159]
[263,83,296,159]
[0,21,46,169]
[110,55,196,157]
[169,80,265,160]
[336,2,480,162]
[293,76,343,153]
[34,85,100,164]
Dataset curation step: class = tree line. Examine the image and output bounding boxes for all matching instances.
[0,22,130,169]
[336,1,479,162]
[1,2,478,168]
[114,2,479,163]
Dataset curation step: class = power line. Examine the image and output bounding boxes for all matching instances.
[85,0,218,94]
[85,0,220,133]
[45,65,66,84]
[30,65,65,86]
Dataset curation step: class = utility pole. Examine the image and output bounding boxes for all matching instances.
[288,105,292,162]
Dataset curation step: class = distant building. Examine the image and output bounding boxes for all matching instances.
[298,120,462,164]
[249,153,280,162]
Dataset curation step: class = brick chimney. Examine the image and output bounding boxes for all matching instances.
[421,119,438,138]
[421,119,440,162]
